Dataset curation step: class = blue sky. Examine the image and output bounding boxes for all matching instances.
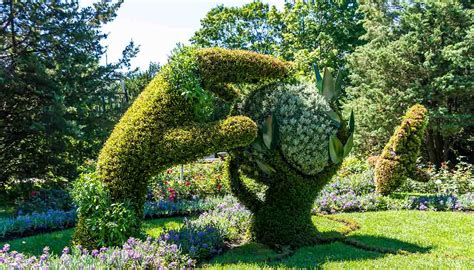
[80,0,284,70]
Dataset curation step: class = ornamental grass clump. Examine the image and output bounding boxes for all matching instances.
[226,65,355,247]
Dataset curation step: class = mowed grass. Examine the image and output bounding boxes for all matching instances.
[1,211,472,269]
[0,217,185,256]
[204,211,474,269]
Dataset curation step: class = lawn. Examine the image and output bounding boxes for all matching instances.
[204,211,474,269]
[2,211,472,269]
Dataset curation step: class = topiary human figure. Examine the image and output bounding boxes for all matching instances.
[225,66,354,248]
[373,104,429,195]
[73,47,291,248]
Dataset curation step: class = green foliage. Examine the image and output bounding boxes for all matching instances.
[374,104,429,195]
[149,161,229,201]
[226,70,353,247]
[0,1,138,191]
[345,1,473,164]
[74,47,290,247]
[239,82,339,175]
[398,158,474,195]
[192,0,365,85]
[71,172,138,248]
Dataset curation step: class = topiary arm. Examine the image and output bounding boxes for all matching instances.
[195,48,291,99]
[162,116,257,164]
[225,155,263,213]
[374,104,429,195]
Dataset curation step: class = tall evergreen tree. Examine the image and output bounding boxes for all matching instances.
[0,1,138,191]
[345,0,473,165]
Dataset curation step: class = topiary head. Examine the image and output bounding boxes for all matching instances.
[232,66,354,181]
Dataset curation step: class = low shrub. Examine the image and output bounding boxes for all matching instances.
[398,158,473,195]
[161,196,251,261]
[314,157,474,214]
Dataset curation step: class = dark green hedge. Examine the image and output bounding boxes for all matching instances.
[374,104,429,195]
[73,47,290,248]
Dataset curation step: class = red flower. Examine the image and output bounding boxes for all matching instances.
[217,184,222,191]
[166,169,173,174]
[31,191,38,197]
[185,181,191,187]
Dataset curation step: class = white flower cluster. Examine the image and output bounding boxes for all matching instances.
[239,82,338,175]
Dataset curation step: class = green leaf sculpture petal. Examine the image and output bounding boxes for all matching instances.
[313,63,323,92]
[343,133,354,157]
[255,159,276,175]
[329,135,344,164]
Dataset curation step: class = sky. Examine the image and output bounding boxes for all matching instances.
[80,0,284,70]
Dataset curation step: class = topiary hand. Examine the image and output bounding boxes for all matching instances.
[73,47,291,248]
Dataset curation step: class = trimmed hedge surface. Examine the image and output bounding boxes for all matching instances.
[374,104,429,195]
[74,47,290,248]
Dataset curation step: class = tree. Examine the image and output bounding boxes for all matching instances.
[191,1,281,55]
[191,0,365,77]
[0,1,138,193]
[345,0,473,165]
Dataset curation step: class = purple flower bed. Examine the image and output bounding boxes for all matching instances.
[0,196,251,269]
[0,238,194,269]
[0,197,222,241]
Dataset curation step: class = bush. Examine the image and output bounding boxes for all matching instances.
[398,158,473,195]
[71,172,138,249]
[15,188,73,215]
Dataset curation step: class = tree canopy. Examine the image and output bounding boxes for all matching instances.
[0,1,138,191]
[344,0,473,165]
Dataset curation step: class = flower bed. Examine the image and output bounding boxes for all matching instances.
[0,196,250,269]
[0,197,223,241]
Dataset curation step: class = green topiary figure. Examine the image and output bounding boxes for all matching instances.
[225,66,354,248]
[73,46,291,248]
[373,104,429,195]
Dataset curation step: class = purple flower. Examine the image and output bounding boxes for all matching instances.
[2,244,10,253]
[62,247,70,255]
[92,249,99,257]
[419,203,427,211]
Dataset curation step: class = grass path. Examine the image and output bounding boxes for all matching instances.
[204,211,474,269]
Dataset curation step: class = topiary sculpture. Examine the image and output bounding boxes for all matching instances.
[73,46,291,248]
[373,104,429,195]
[225,65,354,247]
